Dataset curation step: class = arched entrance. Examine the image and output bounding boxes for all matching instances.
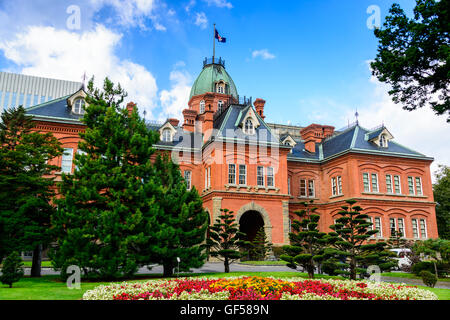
[239,210,265,243]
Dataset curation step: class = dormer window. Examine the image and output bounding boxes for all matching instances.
[73,98,86,115]
[200,100,205,114]
[216,82,225,94]
[162,128,172,142]
[244,118,255,135]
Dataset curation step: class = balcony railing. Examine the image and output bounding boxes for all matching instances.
[214,95,253,120]
[203,57,225,68]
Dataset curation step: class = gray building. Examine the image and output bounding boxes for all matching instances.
[0,71,82,114]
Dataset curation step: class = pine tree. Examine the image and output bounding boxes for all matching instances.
[50,78,160,280]
[248,227,272,261]
[387,230,408,249]
[0,106,62,276]
[206,208,249,273]
[0,251,24,288]
[145,154,209,277]
[327,199,395,280]
[280,201,329,278]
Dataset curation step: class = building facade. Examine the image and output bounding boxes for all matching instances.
[0,71,82,115]
[25,57,439,249]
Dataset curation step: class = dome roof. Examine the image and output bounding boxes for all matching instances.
[189,60,238,100]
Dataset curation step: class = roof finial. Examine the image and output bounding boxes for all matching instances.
[81,72,87,89]
[355,108,359,125]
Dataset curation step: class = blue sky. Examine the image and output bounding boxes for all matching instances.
[0,0,448,172]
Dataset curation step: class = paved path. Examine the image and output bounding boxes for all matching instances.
[22,262,450,289]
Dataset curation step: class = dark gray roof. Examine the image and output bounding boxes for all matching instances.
[25,95,83,122]
[366,127,385,141]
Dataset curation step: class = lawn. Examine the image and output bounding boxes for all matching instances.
[239,260,288,266]
[381,272,450,282]
[1,271,448,300]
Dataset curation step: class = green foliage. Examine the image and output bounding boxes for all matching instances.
[321,260,340,276]
[387,230,408,249]
[0,252,24,288]
[0,106,63,275]
[371,0,450,121]
[412,239,450,277]
[50,77,160,280]
[434,165,450,240]
[280,201,329,278]
[144,154,209,277]
[327,199,396,280]
[420,270,438,288]
[247,227,273,261]
[206,208,249,273]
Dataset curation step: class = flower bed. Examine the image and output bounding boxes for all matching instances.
[82,276,438,300]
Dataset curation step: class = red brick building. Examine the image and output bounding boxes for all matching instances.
[26,57,438,249]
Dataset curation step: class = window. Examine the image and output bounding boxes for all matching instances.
[184,171,191,190]
[3,92,9,109]
[420,219,427,239]
[412,219,419,238]
[408,177,415,195]
[371,173,379,192]
[380,134,388,148]
[415,177,423,196]
[257,166,265,187]
[337,176,343,195]
[33,94,39,106]
[374,217,382,238]
[61,148,74,173]
[300,179,307,197]
[267,167,274,187]
[398,218,405,237]
[25,94,32,108]
[228,164,236,184]
[218,100,224,113]
[204,167,211,190]
[162,128,172,142]
[390,218,396,236]
[363,173,370,192]
[386,175,393,193]
[73,98,86,115]
[308,180,315,198]
[394,175,401,194]
[19,93,25,107]
[11,92,17,107]
[239,165,247,185]
[332,177,337,196]
[217,84,224,94]
[244,118,255,135]
[40,95,46,104]
[200,100,205,114]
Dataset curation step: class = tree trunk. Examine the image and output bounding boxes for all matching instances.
[434,261,438,278]
[30,244,42,277]
[224,257,230,273]
[350,256,357,280]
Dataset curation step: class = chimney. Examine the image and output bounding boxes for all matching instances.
[168,118,180,127]
[300,124,334,153]
[182,109,198,132]
[202,104,215,142]
[254,98,266,119]
[126,102,136,116]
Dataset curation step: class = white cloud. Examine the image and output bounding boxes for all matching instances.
[0,24,159,118]
[252,49,276,60]
[343,73,450,179]
[159,65,192,121]
[203,0,233,9]
[194,12,208,29]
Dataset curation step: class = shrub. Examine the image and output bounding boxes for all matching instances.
[412,261,435,275]
[321,260,340,276]
[0,251,24,288]
[419,271,437,288]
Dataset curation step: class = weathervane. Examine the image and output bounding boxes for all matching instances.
[355,108,359,125]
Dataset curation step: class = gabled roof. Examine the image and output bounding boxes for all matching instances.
[288,124,432,162]
[25,94,83,123]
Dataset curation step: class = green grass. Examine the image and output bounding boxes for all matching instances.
[381,272,450,282]
[0,272,448,300]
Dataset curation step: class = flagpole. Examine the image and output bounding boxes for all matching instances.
[213,23,216,64]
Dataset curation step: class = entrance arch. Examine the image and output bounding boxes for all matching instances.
[239,210,264,243]
[236,202,272,244]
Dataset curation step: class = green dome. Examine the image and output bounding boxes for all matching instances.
[189,60,238,100]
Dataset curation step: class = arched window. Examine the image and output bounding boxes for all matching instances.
[162,128,172,142]
[216,83,225,94]
[244,118,254,135]
[73,98,85,115]
[200,100,205,114]
[218,100,224,113]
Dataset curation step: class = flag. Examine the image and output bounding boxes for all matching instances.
[215,29,226,43]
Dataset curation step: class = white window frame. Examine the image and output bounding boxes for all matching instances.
[257,166,265,187]
[238,164,247,186]
[415,177,423,196]
[308,180,315,198]
[184,171,192,190]
[162,128,172,142]
[300,179,307,197]
[371,173,379,193]
[390,218,397,237]
[386,174,393,193]
[412,219,419,239]
[228,164,236,185]
[419,219,428,239]
[61,148,74,173]
[200,100,205,114]
[337,176,343,195]
[244,118,255,135]
[363,172,370,192]
[374,217,383,238]
[331,177,337,196]
[218,100,224,113]
[408,176,415,195]
[394,175,401,194]
[266,167,274,187]
[73,98,85,115]
[397,218,405,237]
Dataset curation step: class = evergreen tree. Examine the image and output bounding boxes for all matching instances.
[387,230,408,249]
[145,154,209,277]
[0,251,24,288]
[433,165,450,240]
[206,208,249,273]
[50,78,160,280]
[327,199,395,280]
[280,201,329,278]
[0,106,62,276]
[248,227,272,261]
